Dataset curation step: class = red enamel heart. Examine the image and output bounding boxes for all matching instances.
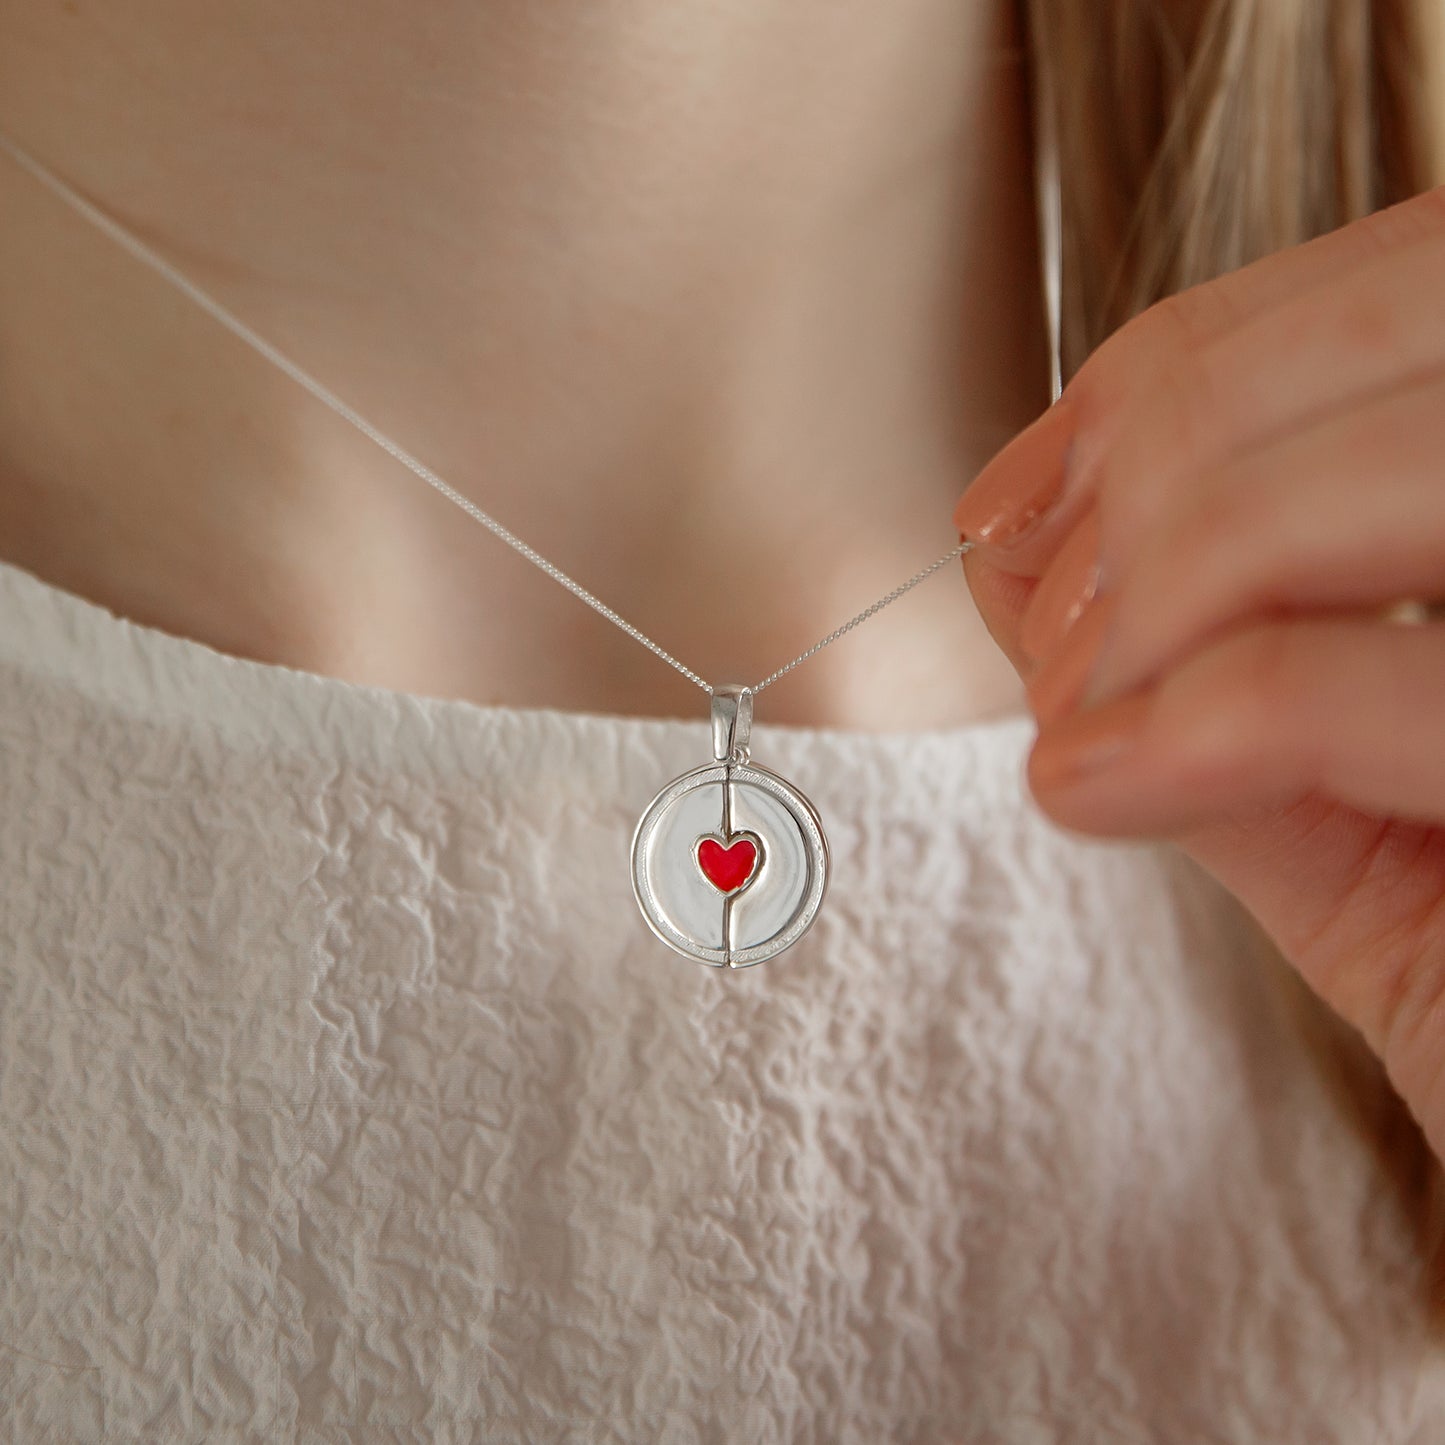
[695,834,760,894]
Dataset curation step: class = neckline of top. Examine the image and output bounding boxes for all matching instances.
[0,556,1037,794]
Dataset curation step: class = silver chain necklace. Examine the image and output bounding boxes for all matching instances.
[0,124,1061,968]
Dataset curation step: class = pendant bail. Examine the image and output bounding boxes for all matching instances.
[710,684,753,765]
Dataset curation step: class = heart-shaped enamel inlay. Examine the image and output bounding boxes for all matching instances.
[695,834,760,894]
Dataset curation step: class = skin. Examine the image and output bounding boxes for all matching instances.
[954,186,1445,1163]
[12,2,1441,1166]
[0,0,1042,728]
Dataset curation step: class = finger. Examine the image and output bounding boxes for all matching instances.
[1029,615,1445,1160]
[953,186,1445,577]
[1086,217,1445,562]
[1078,370,1445,709]
[951,394,1080,575]
[1027,616,1445,836]
[1026,591,1119,726]
[960,545,1037,678]
[1017,507,1100,662]
[1175,796,1445,1013]
[1177,798,1445,1166]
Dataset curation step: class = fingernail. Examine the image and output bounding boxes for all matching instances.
[1029,693,1151,793]
[953,396,1076,548]
[1026,593,1115,725]
[1017,510,1101,661]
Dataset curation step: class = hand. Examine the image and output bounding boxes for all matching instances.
[953,185,1445,1161]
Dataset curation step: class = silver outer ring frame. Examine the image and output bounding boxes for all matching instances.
[630,760,830,969]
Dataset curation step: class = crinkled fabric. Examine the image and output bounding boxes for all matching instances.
[0,558,1441,1444]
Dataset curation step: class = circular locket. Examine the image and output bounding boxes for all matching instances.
[631,686,829,967]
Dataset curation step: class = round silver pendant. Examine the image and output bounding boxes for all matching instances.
[631,687,828,967]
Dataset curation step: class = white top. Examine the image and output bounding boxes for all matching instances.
[1,556,1441,1443]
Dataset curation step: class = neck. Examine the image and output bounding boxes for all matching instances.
[0,0,1044,727]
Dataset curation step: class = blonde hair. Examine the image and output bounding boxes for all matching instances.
[1022,0,1445,1312]
[1028,0,1442,375]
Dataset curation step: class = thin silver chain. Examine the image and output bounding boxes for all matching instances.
[0,130,974,698]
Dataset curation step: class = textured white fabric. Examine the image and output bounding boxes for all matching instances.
[1,556,1442,1444]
